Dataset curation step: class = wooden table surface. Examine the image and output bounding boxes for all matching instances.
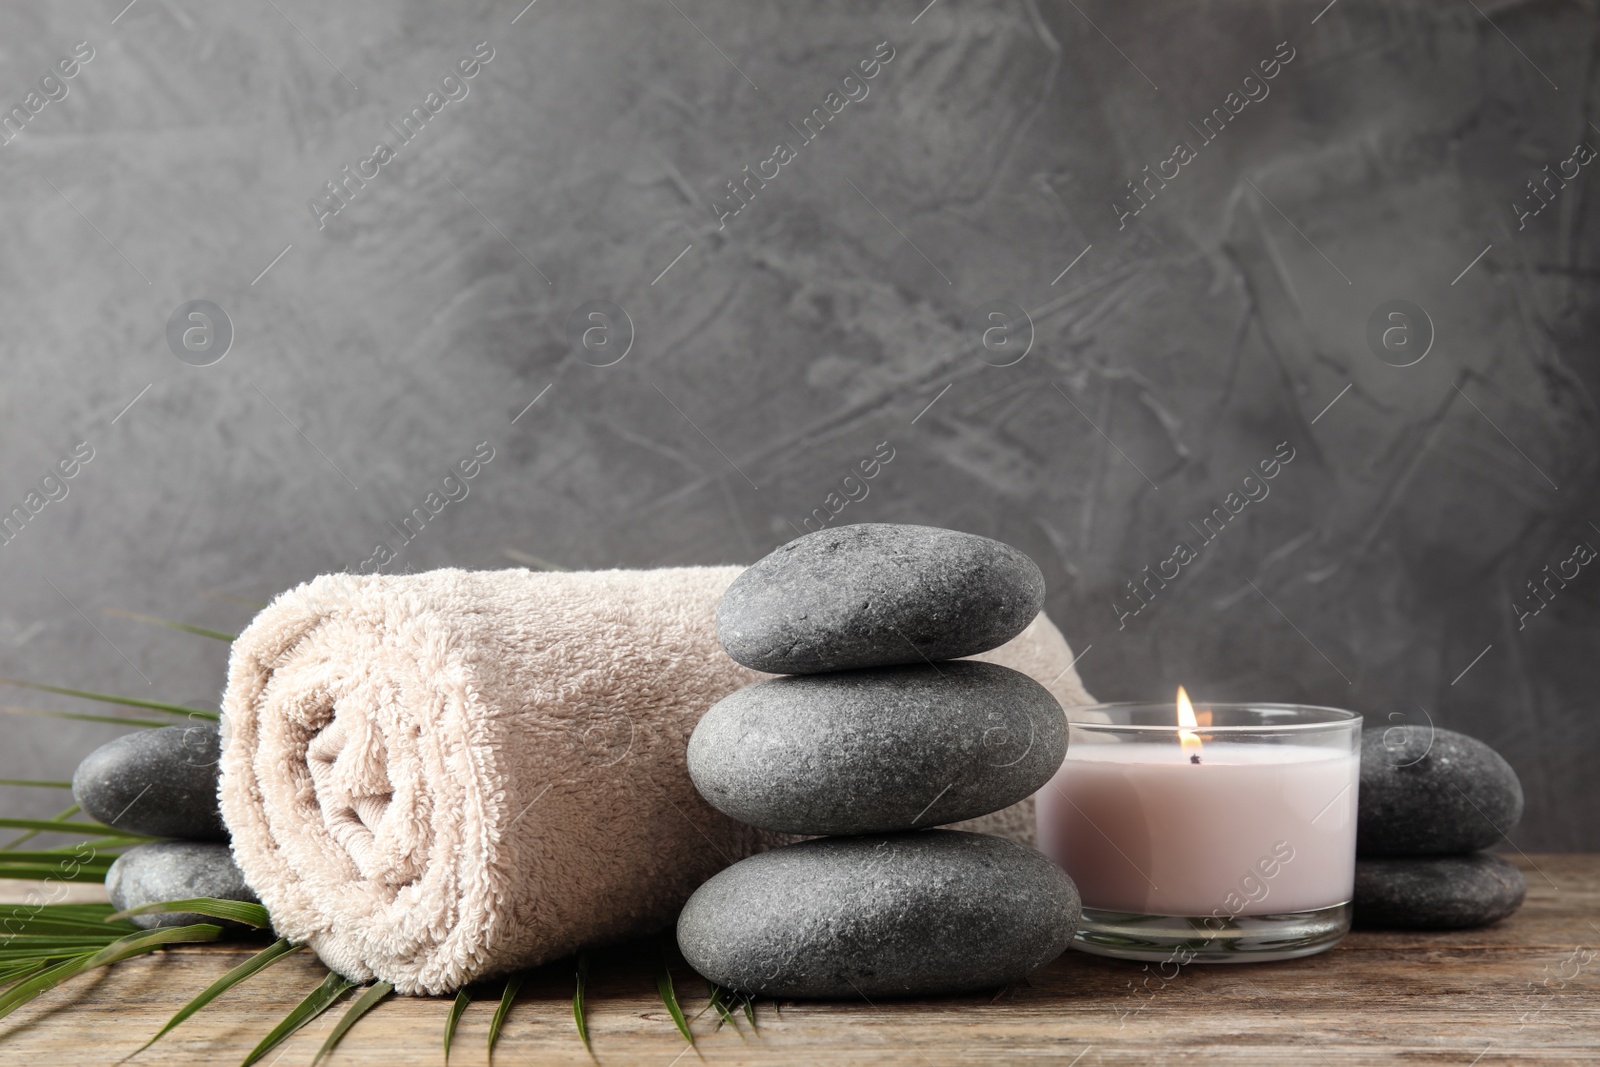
[2,854,1596,1066]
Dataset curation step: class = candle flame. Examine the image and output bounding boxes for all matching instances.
[1176,686,1203,760]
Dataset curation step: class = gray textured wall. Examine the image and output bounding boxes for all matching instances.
[1,0,1595,849]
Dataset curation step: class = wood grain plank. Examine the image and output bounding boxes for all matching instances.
[1,855,1596,1066]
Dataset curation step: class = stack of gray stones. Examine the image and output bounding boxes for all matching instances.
[72,721,258,928]
[1353,726,1528,929]
[679,523,1082,998]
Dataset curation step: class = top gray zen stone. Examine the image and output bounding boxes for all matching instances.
[1358,726,1524,857]
[105,841,260,929]
[1353,853,1526,929]
[677,830,1079,998]
[72,723,228,842]
[688,661,1065,835]
[717,524,1046,674]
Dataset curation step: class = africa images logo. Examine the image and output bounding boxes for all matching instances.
[1365,300,1433,368]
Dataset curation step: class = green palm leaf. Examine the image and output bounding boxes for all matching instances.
[0,705,169,730]
[741,993,758,1032]
[654,948,695,1050]
[107,897,271,928]
[2,802,81,849]
[0,779,71,789]
[40,835,137,853]
[0,920,126,942]
[0,950,119,969]
[103,609,237,642]
[0,905,138,971]
[312,980,393,1065]
[0,862,113,883]
[136,938,302,1054]
[487,972,523,1063]
[0,962,45,988]
[706,984,742,1036]
[0,929,124,947]
[0,920,124,940]
[443,985,471,1064]
[0,903,137,937]
[0,843,118,881]
[0,937,142,957]
[0,923,223,1022]
[240,970,355,1067]
[0,677,217,720]
[573,954,597,1063]
[0,817,151,840]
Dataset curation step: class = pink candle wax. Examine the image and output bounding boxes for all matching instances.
[1036,741,1358,917]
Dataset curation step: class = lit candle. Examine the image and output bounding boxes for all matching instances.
[1036,689,1360,962]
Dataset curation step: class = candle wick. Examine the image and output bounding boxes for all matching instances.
[1189,753,1201,765]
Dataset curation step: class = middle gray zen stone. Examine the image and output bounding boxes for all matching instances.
[1358,726,1524,856]
[677,830,1079,998]
[687,661,1066,835]
[716,523,1046,674]
[106,841,260,930]
[72,723,228,842]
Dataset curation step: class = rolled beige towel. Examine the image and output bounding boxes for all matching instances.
[219,566,1091,994]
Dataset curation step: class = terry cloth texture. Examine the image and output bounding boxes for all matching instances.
[219,566,1093,995]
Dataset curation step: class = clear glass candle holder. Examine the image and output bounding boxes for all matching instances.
[1036,703,1361,963]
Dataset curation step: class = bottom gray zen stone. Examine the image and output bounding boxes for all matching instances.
[106,841,261,930]
[1352,853,1526,930]
[677,830,1079,998]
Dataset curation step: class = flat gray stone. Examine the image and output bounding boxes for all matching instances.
[677,830,1079,998]
[72,723,228,842]
[105,841,260,930]
[1358,727,1523,857]
[717,524,1045,674]
[1353,853,1526,929]
[688,661,1065,835]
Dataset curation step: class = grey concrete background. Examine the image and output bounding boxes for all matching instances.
[0,1,1594,849]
